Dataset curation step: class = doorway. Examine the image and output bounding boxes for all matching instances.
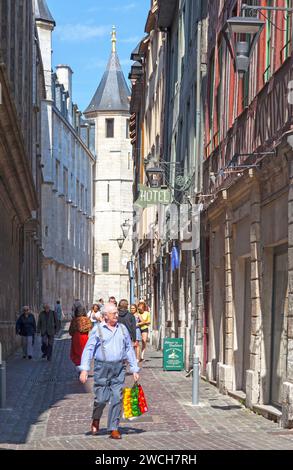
[234,257,251,392]
[242,258,251,391]
[270,245,288,407]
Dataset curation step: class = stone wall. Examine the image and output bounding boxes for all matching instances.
[93,112,133,302]
[0,3,43,358]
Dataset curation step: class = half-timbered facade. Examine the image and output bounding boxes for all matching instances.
[203,0,293,427]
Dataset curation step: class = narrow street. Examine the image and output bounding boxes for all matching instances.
[1,322,293,451]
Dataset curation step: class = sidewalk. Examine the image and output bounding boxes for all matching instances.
[1,323,293,450]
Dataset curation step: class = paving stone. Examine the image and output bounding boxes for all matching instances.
[0,323,293,449]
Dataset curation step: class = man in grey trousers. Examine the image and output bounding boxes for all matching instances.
[79,303,140,440]
[37,304,58,361]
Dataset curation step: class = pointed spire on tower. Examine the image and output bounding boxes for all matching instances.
[35,0,55,26]
[84,26,130,114]
[111,26,117,53]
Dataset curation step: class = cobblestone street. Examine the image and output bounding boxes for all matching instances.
[1,322,293,451]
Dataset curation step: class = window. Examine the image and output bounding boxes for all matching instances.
[128,152,131,170]
[63,167,68,198]
[208,50,215,140]
[85,188,88,213]
[283,0,292,61]
[102,253,109,272]
[55,160,60,191]
[81,185,84,211]
[264,0,272,82]
[76,180,80,206]
[107,183,110,203]
[216,41,223,141]
[126,119,130,139]
[106,119,114,138]
[70,173,74,200]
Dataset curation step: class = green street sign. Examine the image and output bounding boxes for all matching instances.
[134,184,172,208]
[163,338,184,371]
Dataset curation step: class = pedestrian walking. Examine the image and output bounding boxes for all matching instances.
[98,298,104,308]
[130,304,142,362]
[109,296,117,306]
[37,304,58,361]
[118,299,136,343]
[79,303,140,440]
[87,303,102,323]
[137,301,151,362]
[69,306,92,367]
[16,306,36,359]
[87,303,102,337]
[72,298,82,319]
[54,300,63,332]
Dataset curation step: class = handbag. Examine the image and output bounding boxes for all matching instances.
[123,383,148,419]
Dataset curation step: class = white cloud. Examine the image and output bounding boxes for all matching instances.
[56,24,111,42]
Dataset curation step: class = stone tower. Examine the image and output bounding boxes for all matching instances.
[84,27,133,302]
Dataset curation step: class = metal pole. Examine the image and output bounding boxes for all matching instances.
[189,258,196,370]
[159,247,165,349]
[192,355,200,406]
[130,262,135,305]
[128,260,135,305]
[0,342,6,409]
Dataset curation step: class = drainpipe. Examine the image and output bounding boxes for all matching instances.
[189,1,202,372]
[0,342,6,409]
[128,259,135,305]
[159,244,166,348]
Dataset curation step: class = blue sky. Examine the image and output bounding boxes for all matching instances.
[47,0,150,112]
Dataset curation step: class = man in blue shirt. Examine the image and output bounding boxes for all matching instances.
[79,303,140,440]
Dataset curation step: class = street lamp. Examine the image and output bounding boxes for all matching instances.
[144,160,193,194]
[116,237,125,249]
[223,16,265,77]
[145,166,165,188]
[114,219,132,249]
[121,219,131,239]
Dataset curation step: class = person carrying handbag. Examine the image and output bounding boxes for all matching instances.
[79,303,139,440]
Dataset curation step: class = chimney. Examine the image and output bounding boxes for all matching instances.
[55,65,73,124]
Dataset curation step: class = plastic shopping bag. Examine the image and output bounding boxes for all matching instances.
[123,383,148,420]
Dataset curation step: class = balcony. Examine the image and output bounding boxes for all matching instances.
[157,0,177,30]
[204,56,293,195]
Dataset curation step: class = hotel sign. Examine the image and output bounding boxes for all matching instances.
[135,185,172,208]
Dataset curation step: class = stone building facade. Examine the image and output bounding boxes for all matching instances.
[130,0,208,366]
[84,29,133,302]
[36,3,95,314]
[202,0,293,427]
[0,0,44,357]
[130,0,166,347]
[131,0,293,428]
